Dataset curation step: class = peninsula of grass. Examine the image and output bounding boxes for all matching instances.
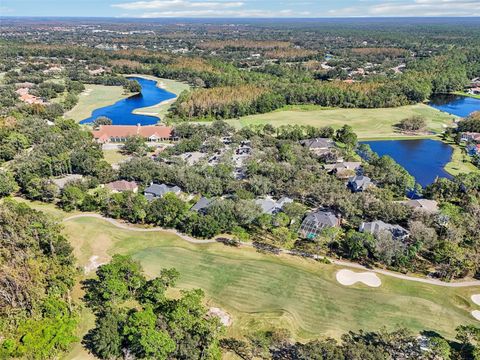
[452,91,480,100]
[65,84,129,122]
[229,104,457,140]
[444,143,480,176]
[63,216,478,346]
[130,74,190,120]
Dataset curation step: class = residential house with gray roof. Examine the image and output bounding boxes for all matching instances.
[299,210,341,240]
[144,183,181,201]
[348,175,373,192]
[255,196,293,215]
[359,220,409,240]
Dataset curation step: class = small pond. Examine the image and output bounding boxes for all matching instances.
[428,94,480,118]
[362,139,453,187]
[80,76,176,125]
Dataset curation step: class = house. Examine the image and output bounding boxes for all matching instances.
[360,220,409,240]
[299,138,334,155]
[144,183,181,201]
[467,87,480,95]
[468,143,480,156]
[51,174,84,190]
[255,196,293,215]
[92,125,174,143]
[299,210,341,240]
[106,180,138,193]
[461,132,480,143]
[15,88,46,105]
[324,162,362,178]
[404,199,439,213]
[348,175,373,192]
[190,197,213,213]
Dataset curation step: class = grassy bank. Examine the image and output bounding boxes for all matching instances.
[129,74,190,120]
[62,216,478,346]
[444,143,480,176]
[228,104,457,140]
[452,91,480,100]
[65,75,189,123]
[65,84,129,122]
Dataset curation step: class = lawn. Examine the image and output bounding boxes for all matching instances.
[64,84,128,122]
[228,104,457,140]
[453,91,480,100]
[444,143,480,176]
[102,149,130,166]
[129,74,190,120]
[62,216,479,350]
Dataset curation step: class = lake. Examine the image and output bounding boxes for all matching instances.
[362,139,453,187]
[429,94,480,118]
[80,76,176,125]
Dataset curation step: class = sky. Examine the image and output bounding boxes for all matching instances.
[1,0,479,18]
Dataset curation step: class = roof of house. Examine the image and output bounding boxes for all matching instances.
[361,220,409,239]
[190,197,213,212]
[106,180,138,192]
[349,175,372,191]
[144,183,181,198]
[325,162,362,172]
[255,196,293,214]
[92,125,173,140]
[299,138,334,149]
[302,211,339,228]
[405,199,439,213]
[51,174,84,189]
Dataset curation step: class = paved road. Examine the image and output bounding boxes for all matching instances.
[64,213,480,288]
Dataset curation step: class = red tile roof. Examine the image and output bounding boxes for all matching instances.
[92,125,173,141]
[106,180,138,192]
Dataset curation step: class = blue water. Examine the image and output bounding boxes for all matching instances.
[362,139,453,187]
[80,77,176,125]
[428,94,480,118]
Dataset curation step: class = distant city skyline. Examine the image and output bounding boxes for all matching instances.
[1,0,479,18]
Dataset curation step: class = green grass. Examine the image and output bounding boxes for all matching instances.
[63,216,479,344]
[444,143,480,176]
[129,74,190,120]
[453,91,480,100]
[229,104,457,140]
[64,84,129,122]
[102,149,130,166]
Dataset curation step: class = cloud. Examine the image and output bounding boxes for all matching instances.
[113,0,311,17]
[329,0,480,16]
[112,0,244,10]
[136,8,311,17]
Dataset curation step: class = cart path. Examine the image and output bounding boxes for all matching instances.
[64,213,480,288]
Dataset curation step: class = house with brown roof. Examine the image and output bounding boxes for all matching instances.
[461,132,480,143]
[404,199,439,213]
[106,180,138,193]
[92,125,174,143]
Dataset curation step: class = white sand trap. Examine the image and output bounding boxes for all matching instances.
[83,255,107,274]
[471,294,480,306]
[336,269,381,287]
[208,307,232,326]
[472,310,480,321]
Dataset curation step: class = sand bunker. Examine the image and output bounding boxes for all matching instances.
[472,310,480,321]
[471,294,480,306]
[208,307,232,326]
[84,255,107,274]
[336,269,381,287]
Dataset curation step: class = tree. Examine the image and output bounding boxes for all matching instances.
[125,79,142,93]
[335,125,358,149]
[122,135,148,156]
[397,115,427,132]
[84,310,124,360]
[146,193,187,228]
[123,307,175,360]
[341,230,376,261]
[93,116,112,128]
[0,170,18,197]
